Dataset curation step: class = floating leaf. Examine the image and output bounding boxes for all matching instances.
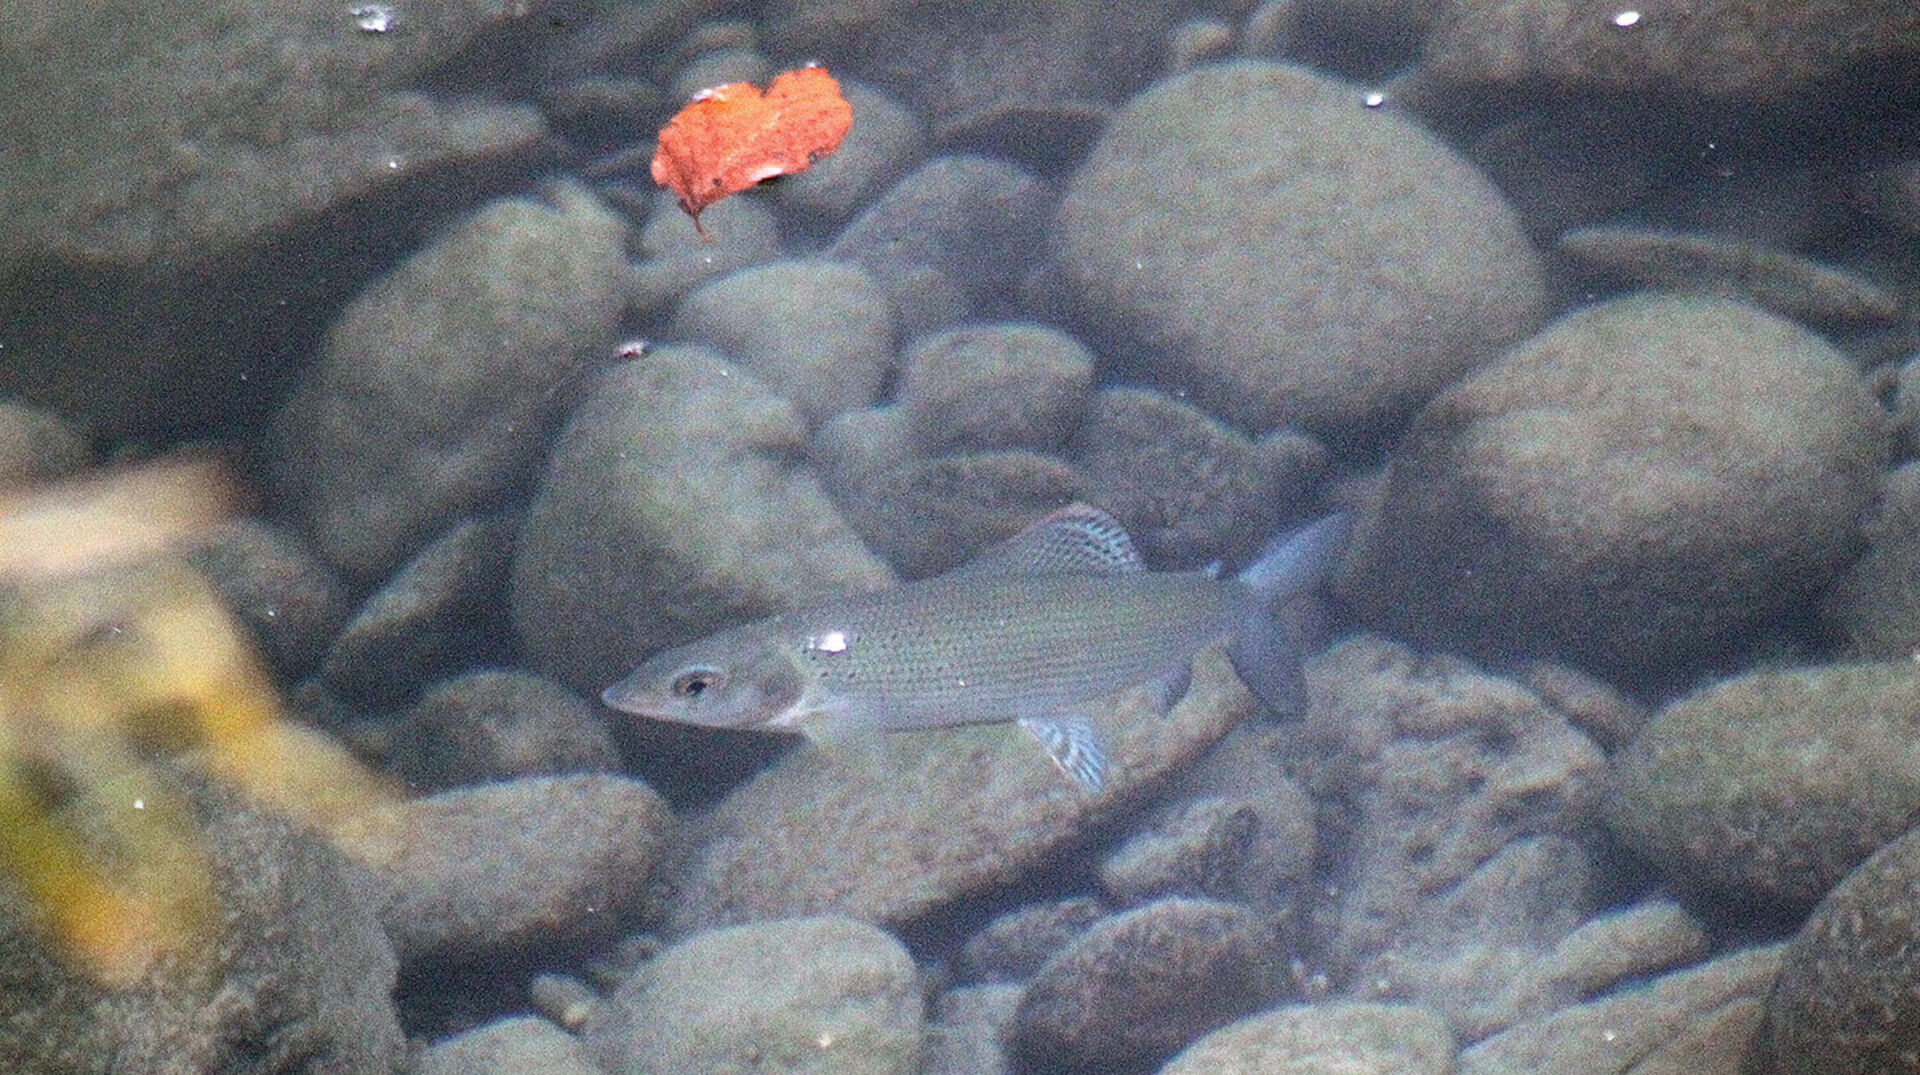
[650,65,852,239]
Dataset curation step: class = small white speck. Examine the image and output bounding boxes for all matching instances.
[351,4,395,33]
[133,799,145,810]
[806,631,848,653]
[1612,10,1640,26]
[386,157,402,170]
[815,1031,837,1048]
[1602,1028,1619,1042]
[1363,90,1386,107]
[264,607,277,618]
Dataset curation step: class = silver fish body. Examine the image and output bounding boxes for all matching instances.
[608,569,1242,733]
[602,504,1350,789]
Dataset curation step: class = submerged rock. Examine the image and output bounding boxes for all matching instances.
[510,344,892,698]
[350,773,674,967]
[1302,635,1612,1036]
[1414,0,1920,109]
[830,155,1051,338]
[0,0,559,435]
[417,1016,600,1075]
[1764,824,1920,1074]
[1557,225,1903,329]
[1609,660,1920,911]
[272,185,627,583]
[387,669,620,794]
[1337,292,1886,680]
[766,0,1175,152]
[897,322,1095,456]
[1071,387,1326,568]
[1823,463,1920,658]
[1460,944,1781,1075]
[186,518,348,681]
[582,916,922,1075]
[1160,1001,1455,1075]
[669,259,895,429]
[320,513,519,708]
[1054,60,1544,441]
[0,774,406,1074]
[1007,897,1283,1074]
[0,401,86,492]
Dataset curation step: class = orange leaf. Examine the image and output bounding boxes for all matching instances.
[650,65,853,240]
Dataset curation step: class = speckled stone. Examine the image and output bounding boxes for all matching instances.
[582,916,922,1075]
[0,401,85,492]
[669,259,895,428]
[1159,1002,1455,1075]
[830,155,1051,338]
[351,773,674,966]
[1054,60,1544,441]
[957,897,1107,983]
[1071,386,1326,568]
[0,773,405,1074]
[509,345,892,697]
[417,1016,599,1075]
[320,514,518,708]
[186,518,348,681]
[1823,463,1920,658]
[1336,292,1886,680]
[1413,0,1920,109]
[1609,660,1920,911]
[1303,635,1610,1036]
[387,669,619,793]
[896,322,1094,455]
[1007,897,1283,1073]
[1459,944,1781,1075]
[1764,824,1920,1074]
[271,185,627,582]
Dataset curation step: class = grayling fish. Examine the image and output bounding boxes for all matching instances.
[601,504,1351,792]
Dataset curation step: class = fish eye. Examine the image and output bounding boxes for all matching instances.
[670,667,723,700]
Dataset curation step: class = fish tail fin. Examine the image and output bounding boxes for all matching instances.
[1229,512,1353,715]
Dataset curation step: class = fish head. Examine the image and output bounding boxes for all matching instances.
[600,625,805,730]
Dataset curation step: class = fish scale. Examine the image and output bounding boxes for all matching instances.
[776,571,1241,730]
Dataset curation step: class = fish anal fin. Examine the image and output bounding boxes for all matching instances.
[1018,716,1107,793]
[962,503,1144,577]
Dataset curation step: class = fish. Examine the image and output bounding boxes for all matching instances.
[601,504,1351,792]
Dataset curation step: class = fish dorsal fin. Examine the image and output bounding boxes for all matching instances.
[961,503,1144,577]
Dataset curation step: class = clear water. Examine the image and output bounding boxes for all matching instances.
[0,0,1915,1071]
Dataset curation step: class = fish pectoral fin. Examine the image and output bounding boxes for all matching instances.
[797,703,890,776]
[1017,717,1107,793]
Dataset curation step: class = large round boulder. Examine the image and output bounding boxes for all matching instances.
[1337,292,1886,678]
[1052,60,1545,441]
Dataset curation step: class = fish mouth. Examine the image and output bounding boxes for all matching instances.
[599,676,656,716]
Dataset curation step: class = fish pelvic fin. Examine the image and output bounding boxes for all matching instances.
[1229,511,1354,716]
[1018,716,1107,793]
